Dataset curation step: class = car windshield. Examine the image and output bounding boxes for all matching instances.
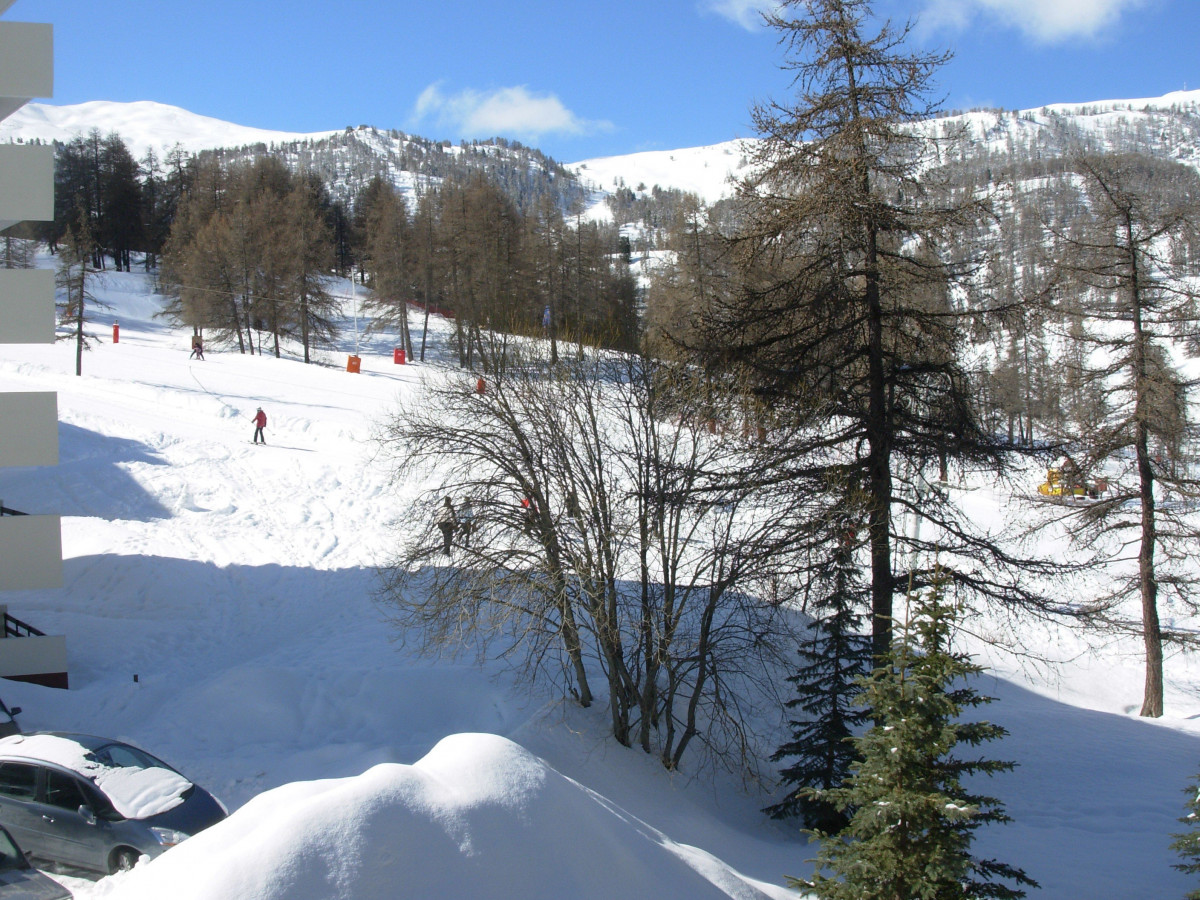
[85,742,173,772]
[0,829,28,871]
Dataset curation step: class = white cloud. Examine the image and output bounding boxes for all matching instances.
[704,0,777,30]
[412,83,612,142]
[919,0,1150,43]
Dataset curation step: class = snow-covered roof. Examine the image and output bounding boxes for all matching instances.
[0,734,191,820]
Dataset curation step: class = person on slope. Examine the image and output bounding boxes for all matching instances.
[458,497,475,548]
[251,407,267,445]
[435,496,458,555]
[190,334,205,360]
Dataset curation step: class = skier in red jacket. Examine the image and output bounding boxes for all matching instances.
[251,407,267,444]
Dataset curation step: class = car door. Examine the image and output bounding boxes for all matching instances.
[0,761,45,859]
[33,767,101,870]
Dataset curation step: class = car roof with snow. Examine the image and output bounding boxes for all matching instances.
[0,732,193,819]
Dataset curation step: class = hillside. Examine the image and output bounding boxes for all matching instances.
[0,259,1195,898]
[7,90,1200,212]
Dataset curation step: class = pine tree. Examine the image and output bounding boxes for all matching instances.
[767,525,871,833]
[1170,774,1200,898]
[797,580,1036,899]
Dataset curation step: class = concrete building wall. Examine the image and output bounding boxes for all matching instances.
[0,393,58,467]
[0,9,65,687]
[0,269,55,344]
[0,517,63,591]
[0,21,52,121]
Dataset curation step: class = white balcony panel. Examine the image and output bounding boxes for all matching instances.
[0,515,62,590]
[0,392,57,466]
[0,144,53,231]
[0,635,67,677]
[0,634,67,689]
[0,269,54,344]
[0,22,52,120]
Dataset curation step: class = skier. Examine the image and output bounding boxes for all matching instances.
[521,497,537,536]
[458,497,475,547]
[251,407,267,444]
[190,334,205,360]
[435,497,458,555]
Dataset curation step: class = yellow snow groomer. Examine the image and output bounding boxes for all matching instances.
[1038,455,1106,499]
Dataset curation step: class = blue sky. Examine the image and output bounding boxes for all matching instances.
[13,0,1200,162]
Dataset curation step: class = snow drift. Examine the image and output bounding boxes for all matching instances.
[85,734,776,900]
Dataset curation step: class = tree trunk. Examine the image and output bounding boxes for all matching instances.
[1129,226,1164,718]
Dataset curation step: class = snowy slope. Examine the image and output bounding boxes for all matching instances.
[0,100,339,160]
[0,260,1197,898]
[568,139,751,206]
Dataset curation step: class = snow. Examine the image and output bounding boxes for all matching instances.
[569,139,751,207]
[79,734,784,900]
[0,254,1197,899]
[0,734,190,819]
[0,101,339,161]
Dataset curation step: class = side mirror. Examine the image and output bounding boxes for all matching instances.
[8,708,19,718]
[77,805,96,826]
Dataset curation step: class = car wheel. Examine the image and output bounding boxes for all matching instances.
[110,848,140,873]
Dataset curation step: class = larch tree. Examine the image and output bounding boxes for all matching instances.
[161,158,338,362]
[1047,153,1200,717]
[695,0,1045,661]
[358,176,415,361]
[286,174,340,364]
[56,205,108,376]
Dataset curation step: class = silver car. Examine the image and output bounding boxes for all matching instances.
[0,824,70,899]
[0,733,226,876]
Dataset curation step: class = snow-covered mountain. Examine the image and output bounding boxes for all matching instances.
[7,90,1200,208]
[0,99,340,160]
[568,139,750,206]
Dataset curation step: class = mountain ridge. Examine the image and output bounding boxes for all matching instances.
[3,88,1195,203]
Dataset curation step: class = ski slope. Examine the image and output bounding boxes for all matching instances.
[0,259,1197,898]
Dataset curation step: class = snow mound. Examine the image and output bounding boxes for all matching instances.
[87,734,772,900]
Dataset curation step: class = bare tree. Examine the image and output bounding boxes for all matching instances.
[375,344,796,773]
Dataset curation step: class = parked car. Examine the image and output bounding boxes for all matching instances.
[0,823,70,899]
[0,700,21,740]
[0,733,226,876]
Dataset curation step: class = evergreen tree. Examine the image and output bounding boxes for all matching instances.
[1170,773,1200,898]
[798,580,1036,900]
[767,521,871,833]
